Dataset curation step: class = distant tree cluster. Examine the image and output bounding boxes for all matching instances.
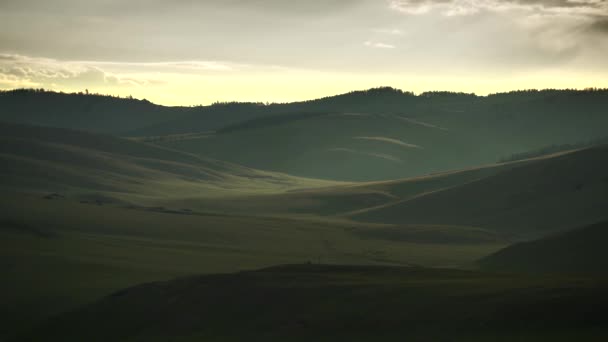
[0,87,146,102]
[419,91,476,98]
[210,101,267,107]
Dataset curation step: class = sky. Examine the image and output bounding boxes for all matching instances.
[1,0,607,105]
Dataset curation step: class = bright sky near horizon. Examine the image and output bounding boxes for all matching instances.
[1,0,607,105]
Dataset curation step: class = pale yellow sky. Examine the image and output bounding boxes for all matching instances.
[1,0,607,105]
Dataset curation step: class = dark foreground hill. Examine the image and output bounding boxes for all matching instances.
[19,265,608,342]
[0,192,506,340]
[480,221,608,274]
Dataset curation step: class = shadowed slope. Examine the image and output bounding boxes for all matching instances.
[480,221,608,274]
[351,146,608,239]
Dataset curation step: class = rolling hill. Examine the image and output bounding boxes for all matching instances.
[3,121,606,242]
[157,89,608,181]
[0,122,336,204]
[172,145,608,241]
[479,220,608,274]
[3,88,608,181]
[350,146,608,239]
[3,93,608,340]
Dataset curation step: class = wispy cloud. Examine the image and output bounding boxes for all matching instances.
[364,41,397,49]
[0,53,244,90]
[372,28,404,35]
[388,0,608,18]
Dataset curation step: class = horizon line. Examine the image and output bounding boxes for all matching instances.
[2,86,608,108]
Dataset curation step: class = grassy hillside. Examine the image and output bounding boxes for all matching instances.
[162,158,520,218]
[20,265,608,342]
[3,122,608,340]
[176,146,608,241]
[479,221,608,274]
[3,122,606,241]
[351,146,608,239]
[0,123,336,204]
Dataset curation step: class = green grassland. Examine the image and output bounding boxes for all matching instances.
[2,119,608,340]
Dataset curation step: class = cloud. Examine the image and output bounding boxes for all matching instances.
[364,41,397,49]
[588,18,608,34]
[388,0,608,17]
[0,0,367,17]
[0,54,215,90]
[372,28,405,35]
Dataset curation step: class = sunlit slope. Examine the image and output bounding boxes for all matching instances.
[351,146,608,239]
[479,221,608,274]
[162,159,520,218]
[156,89,608,181]
[0,123,335,202]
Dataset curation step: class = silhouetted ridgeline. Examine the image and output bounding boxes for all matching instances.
[2,87,608,136]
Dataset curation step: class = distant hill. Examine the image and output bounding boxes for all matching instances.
[0,89,183,134]
[3,88,608,181]
[350,146,608,239]
[479,221,608,274]
[157,88,608,181]
[0,89,274,135]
